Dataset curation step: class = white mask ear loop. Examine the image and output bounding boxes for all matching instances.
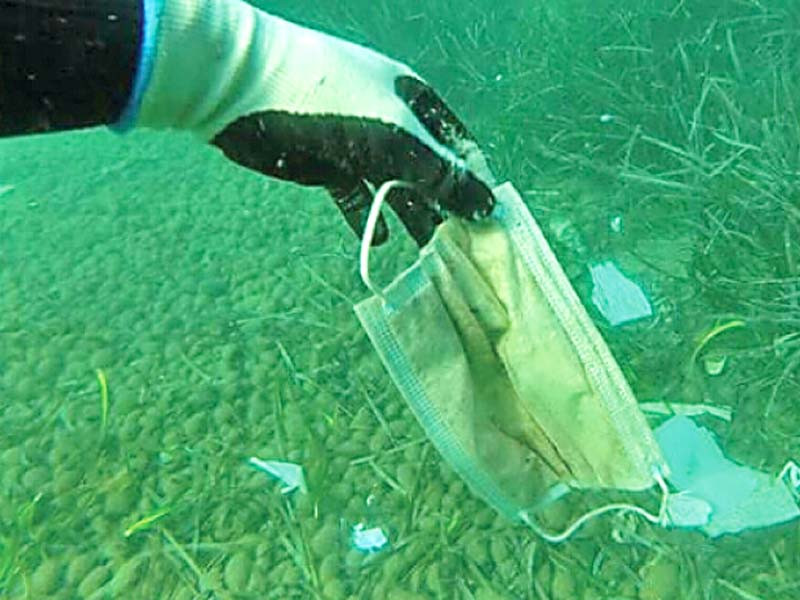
[521,468,671,543]
[359,180,416,300]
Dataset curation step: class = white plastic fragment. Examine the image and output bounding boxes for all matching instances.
[589,261,653,326]
[351,523,388,552]
[703,355,727,376]
[0,184,14,197]
[640,401,732,422]
[779,461,800,496]
[247,457,307,494]
[665,491,713,528]
[655,416,800,537]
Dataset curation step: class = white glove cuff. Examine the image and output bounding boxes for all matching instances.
[135,0,456,168]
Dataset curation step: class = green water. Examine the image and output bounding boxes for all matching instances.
[2,1,800,598]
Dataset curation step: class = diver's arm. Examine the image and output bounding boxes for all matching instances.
[0,0,494,245]
[0,0,141,135]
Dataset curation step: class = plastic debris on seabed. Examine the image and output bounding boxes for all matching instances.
[664,491,714,528]
[247,457,307,494]
[779,461,800,497]
[351,523,388,552]
[639,401,732,422]
[703,354,728,376]
[655,416,800,537]
[589,261,653,326]
[0,184,14,197]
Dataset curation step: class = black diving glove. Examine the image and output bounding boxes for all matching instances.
[126,0,495,246]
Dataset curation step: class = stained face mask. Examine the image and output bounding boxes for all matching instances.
[354,181,669,540]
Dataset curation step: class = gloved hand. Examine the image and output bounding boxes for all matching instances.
[130,0,495,246]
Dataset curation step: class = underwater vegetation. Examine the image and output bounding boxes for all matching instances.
[2,0,800,597]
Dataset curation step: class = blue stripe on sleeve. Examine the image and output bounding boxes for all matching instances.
[112,0,164,132]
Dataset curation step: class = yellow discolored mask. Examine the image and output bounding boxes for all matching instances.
[355,182,668,536]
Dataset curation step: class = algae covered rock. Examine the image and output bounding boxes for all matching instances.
[103,487,137,517]
[108,557,144,594]
[639,559,680,600]
[66,553,95,587]
[551,567,577,600]
[30,557,63,596]
[78,565,111,597]
[223,551,252,592]
[311,521,341,558]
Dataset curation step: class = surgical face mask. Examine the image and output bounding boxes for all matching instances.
[354,181,670,541]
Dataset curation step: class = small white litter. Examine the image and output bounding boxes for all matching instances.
[590,261,653,326]
[248,457,307,494]
[0,184,14,197]
[779,461,800,496]
[703,355,727,376]
[351,523,388,552]
[665,491,713,528]
[655,416,800,537]
[640,401,732,422]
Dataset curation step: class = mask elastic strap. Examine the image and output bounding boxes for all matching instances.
[520,468,670,543]
[359,180,415,301]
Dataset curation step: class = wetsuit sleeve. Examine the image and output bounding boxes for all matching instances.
[0,0,142,137]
